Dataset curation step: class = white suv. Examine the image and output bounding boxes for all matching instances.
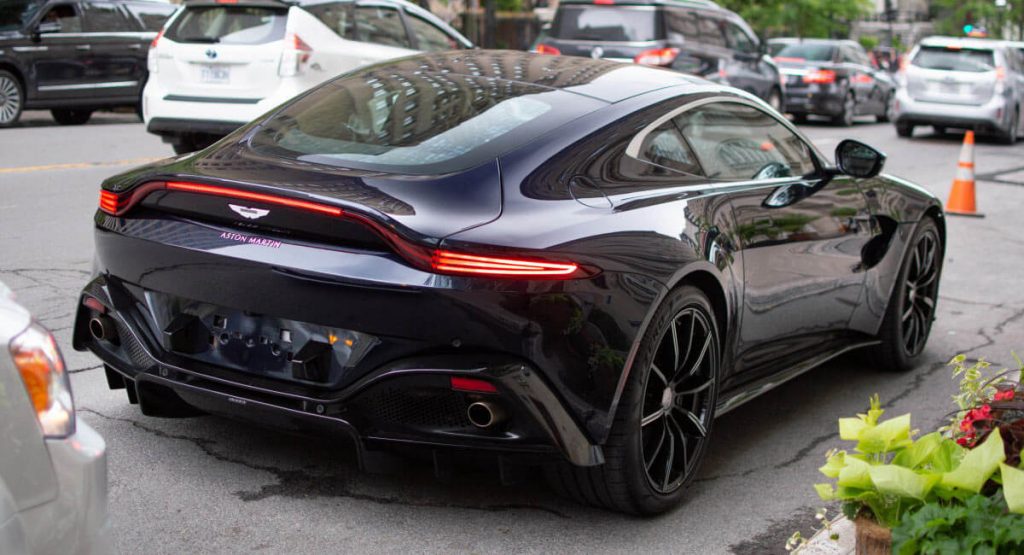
[143,0,472,154]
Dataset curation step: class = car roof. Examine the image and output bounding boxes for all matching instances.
[768,37,858,47]
[919,36,1008,50]
[558,0,724,10]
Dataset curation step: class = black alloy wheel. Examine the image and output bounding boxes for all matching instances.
[833,92,856,127]
[896,122,914,138]
[546,286,720,514]
[52,108,93,125]
[871,219,942,371]
[0,71,23,127]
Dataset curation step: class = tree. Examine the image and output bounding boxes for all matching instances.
[718,0,873,38]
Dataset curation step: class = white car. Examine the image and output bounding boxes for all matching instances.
[143,0,473,154]
[0,282,110,554]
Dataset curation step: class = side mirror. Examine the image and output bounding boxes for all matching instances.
[36,21,62,35]
[835,139,886,178]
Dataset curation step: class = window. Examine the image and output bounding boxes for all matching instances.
[407,14,456,52]
[38,3,81,33]
[166,6,288,45]
[912,47,994,73]
[637,122,701,175]
[673,102,816,181]
[774,43,835,62]
[125,2,176,32]
[0,0,46,32]
[552,6,660,42]
[723,22,755,54]
[304,2,354,40]
[697,16,725,48]
[353,6,409,48]
[81,2,132,32]
[664,9,698,43]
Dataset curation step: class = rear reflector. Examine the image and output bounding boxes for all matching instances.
[634,47,679,67]
[166,182,343,216]
[802,69,836,84]
[534,44,561,56]
[432,250,579,277]
[450,376,498,393]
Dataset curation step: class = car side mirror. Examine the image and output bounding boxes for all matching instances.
[36,21,61,35]
[835,139,885,178]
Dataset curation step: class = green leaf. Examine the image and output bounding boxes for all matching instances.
[837,455,873,489]
[869,464,939,500]
[893,431,943,469]
[839,417,868,441]
[928,440,965,473]
[1001,463,1024,514]
[819,450,846,478]
[856,413,912,454]
[814,483,836,500]
[941,432,1005,493]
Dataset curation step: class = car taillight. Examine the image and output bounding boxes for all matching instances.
[634,47,679,67]
[279,33,313,77]
[148,29,163,73]
[99,190,126,214]
[150,29,163,49]
[534,43,560,55]
[432,249,582,277]
[450,376,498,393]
[10,324,75,438]
[803,69,836,84]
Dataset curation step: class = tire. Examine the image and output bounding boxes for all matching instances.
[792,113,809,124]
[896,122,914,138]
[832,91,855,127]
[171,136,198,155]
[767,88,783,114]
[998,110,1019,145]
[933,126,946,136]
[546,286,721,515]
[876,92,894,123]
[0,70,24,127]
[51,108,92,125]
[870,218,942,372]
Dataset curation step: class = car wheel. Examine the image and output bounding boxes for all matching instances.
[0,70,24,127]
[896,122,914,138]
[832,92,855,127]
[792,113,808,124]
[767,88,783,113]
[171,136,198,155]
[877,92,894,123]
[870,218,942,372]
[933,126,946,136]
[998,109,1019,145]
[51,109,93,125]
[546,286,720,515]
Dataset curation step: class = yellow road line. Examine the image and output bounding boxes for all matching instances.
[0,156,164,175]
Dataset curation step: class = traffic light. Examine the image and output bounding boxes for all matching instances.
[963,24,974,34]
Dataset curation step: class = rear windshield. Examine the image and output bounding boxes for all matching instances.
[248,70,599,174]
[552,6,660,42]
[0,0,45,32]
[912,47,995,72]
[774,43,835,62]
[165,6,288,44]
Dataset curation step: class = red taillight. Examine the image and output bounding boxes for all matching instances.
[803,69,836,84]
[150,29,163,49]
[534,43,561,56]
[773,56,805,63]
[291,33,312,61]
[996,66,1007,80]
[450,376,498,393]
[852,73,873,84]
[634,47,679,67]
[432,250,580,277]
[593,0,614,4]
[99,190,124,215]
[166,182,343,216]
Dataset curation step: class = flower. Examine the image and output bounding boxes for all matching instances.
[994,389,1016,402]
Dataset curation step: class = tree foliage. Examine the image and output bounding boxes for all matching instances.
[717,0,873,39]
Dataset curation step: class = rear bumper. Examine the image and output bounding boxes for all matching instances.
[783,85,844,116]
[894,88,1011,132]
[147,117,243,139]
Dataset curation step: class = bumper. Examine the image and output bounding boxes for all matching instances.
[19,421,111,555]
[783,85,844,116]
[894,88,1011,132]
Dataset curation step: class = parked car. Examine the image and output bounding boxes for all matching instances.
[533,0,784,111]
[770,38,896,126]
[76,50,944,515]
[894,36,1024,143]
[143,0,473,154]
[0,282,110,553]
[0,0,176,127]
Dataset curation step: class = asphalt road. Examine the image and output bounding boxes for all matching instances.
[1,109,1023,555]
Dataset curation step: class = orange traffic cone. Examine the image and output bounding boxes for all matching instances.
[945,131,984,217]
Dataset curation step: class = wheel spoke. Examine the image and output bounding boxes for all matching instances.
[667,414,689,473]
[670,318,680,371]
[675,333,711,384]
[641,407,664,427]
[902,302,914,322]
[650,364,668,385]
[675,407,708,438]
[917,295,935,311]
[645,421,667,471]
[662,423,676,491]
[677,377,714,396]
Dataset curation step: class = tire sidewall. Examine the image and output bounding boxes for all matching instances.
[881,219,942,369]
[0,70,23,127]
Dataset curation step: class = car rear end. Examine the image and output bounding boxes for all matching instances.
[76,66,647,468]
[0,284,110,554]
[534,0,667,62]
[773,42,846,117]
[895,38,1017,136]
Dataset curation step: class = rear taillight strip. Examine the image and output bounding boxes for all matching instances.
[165,181,343,216]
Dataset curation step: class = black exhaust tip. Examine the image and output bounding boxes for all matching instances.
[467,401,506,429]
[89,315,118,343]
[291,340,334,382]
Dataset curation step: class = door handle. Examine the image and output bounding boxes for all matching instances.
[76,44,91,51]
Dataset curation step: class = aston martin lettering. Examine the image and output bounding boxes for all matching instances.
[219,232,282,249]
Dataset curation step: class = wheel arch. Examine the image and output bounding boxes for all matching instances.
[0,62,26,96]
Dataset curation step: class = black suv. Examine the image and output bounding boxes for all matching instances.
[0,0,175,126]
[534,0,782,110]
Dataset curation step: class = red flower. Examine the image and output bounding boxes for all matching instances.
[957,436,971,447]
[994,389,1016,402]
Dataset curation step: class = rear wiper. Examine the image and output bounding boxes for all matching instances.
[178,36,220,43]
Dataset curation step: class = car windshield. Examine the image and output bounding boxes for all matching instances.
[774,43,835,62]
[553,6,659,42]
[912,47,995,73]
[0,0,46,32]
[164,6,288,44]
[249,70,599,174]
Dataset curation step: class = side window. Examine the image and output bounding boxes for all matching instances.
[664,9,698,43]
[38,4,82,33]
[673,102,817,181]
[353,6,410,48]
[81,2,133,32]
[697,16,725,48]
[406,14,458,52]
[724,22,755,54]
[124,2,175,31]
[304,2,354,39]
[637,121,702,175]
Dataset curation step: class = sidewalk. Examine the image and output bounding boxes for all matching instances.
[799,517,855,555]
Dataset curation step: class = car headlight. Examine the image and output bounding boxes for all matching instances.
[10,323,75,438]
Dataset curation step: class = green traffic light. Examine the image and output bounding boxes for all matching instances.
[963,24,974,34]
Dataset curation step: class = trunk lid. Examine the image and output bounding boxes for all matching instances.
[542,4,663,61]
[905,46,998,106]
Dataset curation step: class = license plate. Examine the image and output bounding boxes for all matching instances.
[938,81,960,94]
[787,75,802,86]
[200,65,230,84]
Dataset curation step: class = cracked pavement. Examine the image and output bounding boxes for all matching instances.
[1,111,1022,554]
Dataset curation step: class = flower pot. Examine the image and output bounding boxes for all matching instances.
[855,517,892,555]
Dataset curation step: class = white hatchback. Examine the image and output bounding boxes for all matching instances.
[143,0,473,153]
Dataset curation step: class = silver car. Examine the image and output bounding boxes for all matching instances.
[894,36,1024,143]
[0,283,111,554]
